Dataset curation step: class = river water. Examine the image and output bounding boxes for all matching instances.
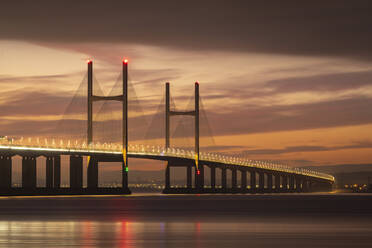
[0,193,371,248]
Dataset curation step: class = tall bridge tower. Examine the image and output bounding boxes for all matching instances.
[85,60,129,191]
[164,82,203,191]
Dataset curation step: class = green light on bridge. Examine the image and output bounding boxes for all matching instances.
[125,167,129,172]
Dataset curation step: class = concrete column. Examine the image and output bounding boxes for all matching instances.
[308,180,313,192]
[267,173,273,191]
[296,177,302,192]
[199,164,204,189]
[22,156,36,189]
[165,163,170,189]
[46,156,54,189]
[275,174,281,191]
[53,155,61,188]
[70,155,83,189]
[187,165,192,189]
[241,170,247,191]
[87,157,98,189]
[259,172,264,191]
[302,178,309,192]
[0,155,12,189]
[250,171,256,191]
[282,175,288,191]
[210,166,216,189]
[232,168,237,189]
[288,175,295,191]
[221,168,227,189]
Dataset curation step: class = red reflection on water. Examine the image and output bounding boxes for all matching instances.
[118,221,131,248]
[195,222,201,248]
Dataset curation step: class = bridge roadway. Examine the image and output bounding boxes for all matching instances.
[0,143,334,195]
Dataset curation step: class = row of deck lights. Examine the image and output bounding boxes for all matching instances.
[0,137,334,181]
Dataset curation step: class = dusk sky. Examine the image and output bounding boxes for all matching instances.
[1,0,372,168]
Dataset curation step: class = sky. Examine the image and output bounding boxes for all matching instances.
[1,0,372,169]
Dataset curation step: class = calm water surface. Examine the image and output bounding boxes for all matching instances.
[0,193,371,248]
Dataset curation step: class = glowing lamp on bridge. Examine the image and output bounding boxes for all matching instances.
[86,59,92,64]
[123,59,128,64]
[197,169,200,175]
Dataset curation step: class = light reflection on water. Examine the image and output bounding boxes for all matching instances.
[0,220,371,248]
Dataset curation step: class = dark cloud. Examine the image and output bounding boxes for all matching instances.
[265,70,372,93]
[1,1,372,60]
[201,70,372,103]
[206,96,372,136]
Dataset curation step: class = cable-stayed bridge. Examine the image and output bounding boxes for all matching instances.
[0,60,334,195]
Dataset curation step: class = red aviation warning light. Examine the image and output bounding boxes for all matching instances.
[123,59,128,64]
[87,59,92,64]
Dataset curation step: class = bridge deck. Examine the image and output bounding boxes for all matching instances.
[0,143,334,183]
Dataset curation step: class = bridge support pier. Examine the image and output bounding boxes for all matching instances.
[302,178,309,192]
[296,177,302,192]
[241,170,247,192]
[231,168,237,190]
[275,174,281,192]
[187,165,192,189]
[289,176,295,192]
[165,162,170,190]
[259,172,264,192]
[53,155,61,188]
[282,175,288,192]
[267,173,273,192]
[22,156,36,189]
[250,171,256,192]
[221,168,227,190]
[195,164,204,189]
[210,166,216,190]
[46,157,53,188]
[70,155,83,189]
[87,157,98,189]
[0,155,12,189]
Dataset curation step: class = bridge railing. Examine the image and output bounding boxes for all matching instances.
[0,137,334,182]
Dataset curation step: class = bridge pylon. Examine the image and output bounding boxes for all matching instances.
[86,60,130,193]
[163,82,202,193]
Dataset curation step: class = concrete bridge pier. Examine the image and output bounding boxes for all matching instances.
[282,175,288,192]
[289,175,295,192]
[267,173,273,192]
[195,164,204,190]
[165,162,171,190]
[241,170,247,192]
[187,165,192,189]
[53,155,61,188]
[231,168,237,191]
[210,166,216,190]
[70,155,83,189]
[302,178,309,192]
[22,156,36,189]
[46,156,54,188]
[275,174,281,192]
[87,157,98,189]
[296,177,302,192]
[0,155,12,189]
[221,167,227,191]
[250,170,256,192]
[258,172,265,192]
